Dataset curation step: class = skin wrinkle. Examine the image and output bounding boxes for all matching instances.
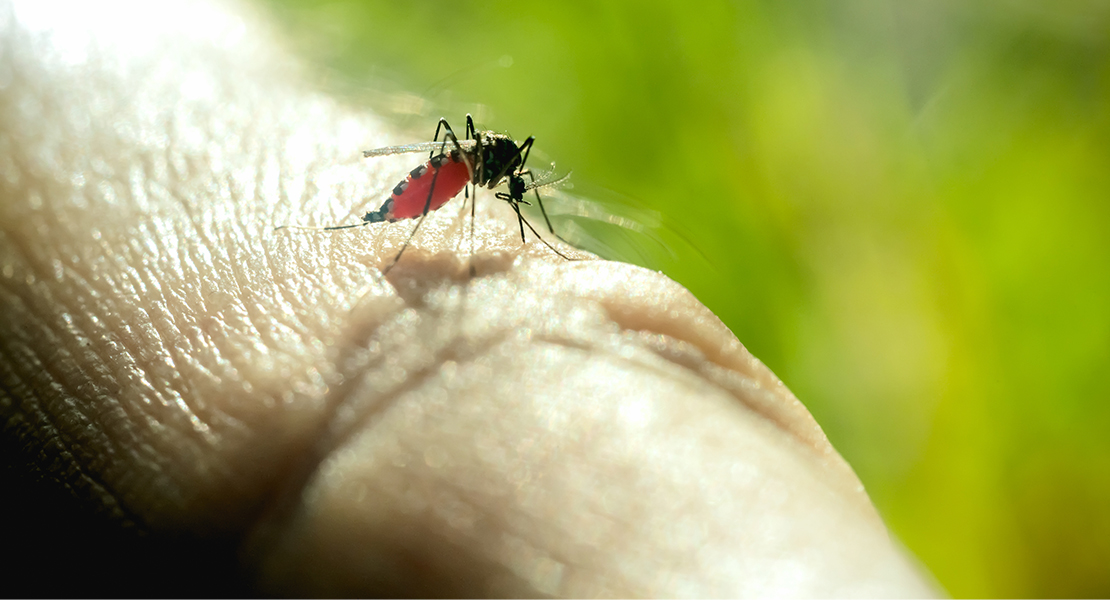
[250,262,869,596]
[259,324,852,596]
[521,262,832,448]
[4,285,122,467]
[552,262,846,467]
[0,339,141,529]
[138,285,211,437]
[250,269,637,536]
[245,311,524,568]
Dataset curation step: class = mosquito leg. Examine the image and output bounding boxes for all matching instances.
[323,221,373,231]
[507,199,527,244]
[434,115,480,187]
[383,213,426,274]
[431,118,453,158]
[433,117,475,165]
[430,121,443,159]
[383,155,445,275]
[465,114,483,185]
[432,118,457,157]
[519,169,576,249]
[495,190,528,245]
[517,136,535,171]
[452,183,477,276]
[434,115,479,275]
[461,115,478,275]
[507,196,528,243]
[509,202,574,261]
[429,118,480,227]
[468,184,477,276]
[273,221,373,232]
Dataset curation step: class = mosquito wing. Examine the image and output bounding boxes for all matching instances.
[520,186,666,267]
[522,177,715,272]
[362,139,479,158]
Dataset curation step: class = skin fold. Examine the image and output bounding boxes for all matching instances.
[0,0,938,596]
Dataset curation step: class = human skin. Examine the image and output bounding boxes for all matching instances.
[0,0,937,597]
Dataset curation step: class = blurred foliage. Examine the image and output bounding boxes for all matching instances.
[257,0,1110,596]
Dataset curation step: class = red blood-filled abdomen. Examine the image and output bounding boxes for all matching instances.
[390,157,470,220]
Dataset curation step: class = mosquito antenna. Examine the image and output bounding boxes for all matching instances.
[524,169,572,191]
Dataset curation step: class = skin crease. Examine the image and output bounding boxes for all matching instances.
[0,0,938,597]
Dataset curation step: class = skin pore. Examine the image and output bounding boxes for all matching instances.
[0,0,937,596]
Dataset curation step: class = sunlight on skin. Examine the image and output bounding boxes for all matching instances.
[0,0,937,595]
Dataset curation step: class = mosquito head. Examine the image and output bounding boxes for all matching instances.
[477,132,524,189]
[507,173,527,201]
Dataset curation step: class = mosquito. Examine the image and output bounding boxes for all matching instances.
[276,114,576,274]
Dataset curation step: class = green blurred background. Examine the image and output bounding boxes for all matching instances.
[258,1,1110,596]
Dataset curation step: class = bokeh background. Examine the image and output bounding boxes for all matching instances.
[258,1,1110,596]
